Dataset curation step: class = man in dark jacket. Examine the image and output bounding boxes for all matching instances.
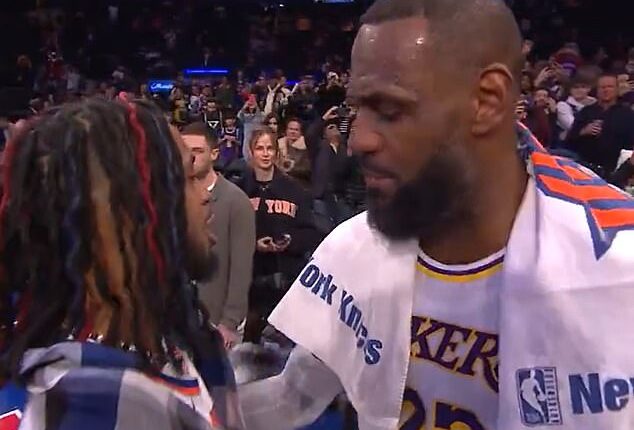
[239,128,322,343]
[568,74,634,176]
[306,106,354,227]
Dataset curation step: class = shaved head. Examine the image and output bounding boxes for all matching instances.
[361,0,524,88]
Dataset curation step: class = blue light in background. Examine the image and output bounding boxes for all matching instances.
[147,80,174,93]
[184,68,230,76]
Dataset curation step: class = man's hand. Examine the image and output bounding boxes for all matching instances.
[256,237,277,253]
[322,106,339,121]
[256,236,290,253]
[515,100,528,121]
[522,39,534,56]
[217,324,239,350]
[534,67,554,87]
[580,120,603,137]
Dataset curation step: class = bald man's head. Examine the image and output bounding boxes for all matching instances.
[361,0,524,88]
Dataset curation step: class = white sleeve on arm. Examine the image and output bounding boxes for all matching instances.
[557,101,575,132]
[238,345,343,430]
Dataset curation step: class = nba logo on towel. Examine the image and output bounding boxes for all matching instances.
[516,367,562,426]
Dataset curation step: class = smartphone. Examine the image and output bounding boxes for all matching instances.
[274,234,291,247]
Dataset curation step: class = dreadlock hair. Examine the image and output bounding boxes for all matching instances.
[0,97,211,381]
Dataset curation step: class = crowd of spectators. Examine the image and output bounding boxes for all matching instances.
[1,0,634,348]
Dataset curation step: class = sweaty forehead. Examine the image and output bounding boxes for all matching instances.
[351,17,433,93]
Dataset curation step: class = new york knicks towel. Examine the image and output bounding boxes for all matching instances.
[269,126,634,429]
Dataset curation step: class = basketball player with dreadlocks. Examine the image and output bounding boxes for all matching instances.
[0,97,245,429]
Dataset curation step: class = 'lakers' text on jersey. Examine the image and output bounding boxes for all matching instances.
[399,249,503,430]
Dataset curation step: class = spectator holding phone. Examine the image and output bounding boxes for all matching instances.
[306,106,353,226]
[617,72,634,109]
[239,128,321,344]
[523,87,557,148]
[264,78,292,117]
[568,73,634,176]
[317,72,346,115]
[287,76,318,123]
[239,94,265,161]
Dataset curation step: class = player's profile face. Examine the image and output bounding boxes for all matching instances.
[349,19,475,242]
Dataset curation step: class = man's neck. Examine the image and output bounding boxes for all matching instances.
[202,168,218,191]
[599,100,616,110]
[422,130,529,265]
[255,167,274,182]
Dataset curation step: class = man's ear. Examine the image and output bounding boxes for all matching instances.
[471,63,515,136]
[210,148,220,162]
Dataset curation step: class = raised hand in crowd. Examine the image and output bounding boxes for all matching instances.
[322,106,339,121]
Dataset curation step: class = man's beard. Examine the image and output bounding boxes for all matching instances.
[194,159,214,180]
[366,143,475,244]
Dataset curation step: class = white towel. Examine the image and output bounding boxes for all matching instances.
[270,133,634,428]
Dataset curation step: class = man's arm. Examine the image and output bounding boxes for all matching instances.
[238,345,343,430]
[312,145,330,200]
[556,101,575,133]
[566,108,592,148]
[220,188,256,330]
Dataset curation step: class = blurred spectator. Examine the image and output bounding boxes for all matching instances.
[262,112,281,137]
[188,84,203,119]
[288,76,318,123]
[201,84,214,104]
[169,86,189,125]
[520,72,534,98]
[523,87,557,148]
[556,77,596,143]
[252,75,269,108]
[307,106,354,226]
[278,118,311,186]
[216,76,237,109]
[317,72,346,115]
[239,128,321,343]
[568,74,634,175]
[218,111,242,170]
[181,122,256,350]
[15,55,34,88]
[265,78,292,117]
[204,99,223,132]
[617,72,634,108]
[239,95,266,161]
